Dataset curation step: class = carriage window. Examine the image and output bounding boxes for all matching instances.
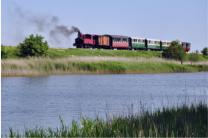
[114,38,121,42]
[123,38,127,42]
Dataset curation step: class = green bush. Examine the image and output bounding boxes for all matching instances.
[18,34,49,57]
[162,41,186,64]
[1,46,7,59]
[201,47,208,56]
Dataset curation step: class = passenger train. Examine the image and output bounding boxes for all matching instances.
[73,32,190,52]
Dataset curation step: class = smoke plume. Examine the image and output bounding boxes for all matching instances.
[10,2,80,48]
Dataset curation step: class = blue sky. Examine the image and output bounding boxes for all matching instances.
[2,0,207,51]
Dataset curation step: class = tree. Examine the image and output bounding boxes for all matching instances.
[18,34,49,57]
[201,47,208,56]
[162,41,186,64]
[189,53,199,65]
[1,46,7,59]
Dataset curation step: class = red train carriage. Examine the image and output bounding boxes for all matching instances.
[111,35,131,49]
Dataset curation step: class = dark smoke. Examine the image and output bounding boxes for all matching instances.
[11,2,80,47]
[50,25,80,39]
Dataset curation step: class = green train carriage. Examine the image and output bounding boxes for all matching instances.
[132,37,146,50]
[132,37,171,51]
[161,40,171,50]
[147,39,161,50]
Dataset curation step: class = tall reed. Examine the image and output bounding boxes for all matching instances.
[6,103,208,137]
[2,57,208,76]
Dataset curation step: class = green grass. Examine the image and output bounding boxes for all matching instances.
[2,45,208,61]
[2,57,208,76]
[185,53,208,62]
[7,103,208,137]
[1,46,162,58]
[47,48,162,58]
[1,46,19,58]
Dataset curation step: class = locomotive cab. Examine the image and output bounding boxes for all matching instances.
[73,33,95,48]
[73,37,83,48]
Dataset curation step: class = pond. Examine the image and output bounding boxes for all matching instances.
[2,72,208,134]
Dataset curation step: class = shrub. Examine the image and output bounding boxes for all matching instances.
[201,47,208,56]
[18,34,49,57]
[162,41,186,64]
[1,46,7,59]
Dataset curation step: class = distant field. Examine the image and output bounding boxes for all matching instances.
[1,46,208,61]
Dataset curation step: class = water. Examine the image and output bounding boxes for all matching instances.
[2,72,208,134]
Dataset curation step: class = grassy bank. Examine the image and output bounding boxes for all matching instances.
[1,46,161,58]
[2,46,208,61]
[2,57,208,77]
[7,103,208,137]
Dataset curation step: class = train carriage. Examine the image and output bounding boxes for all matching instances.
[111,35,131,49]
[98,35,111,49]
[181,42,191,52]
[132,37,146,50]
[147,39,161,50]
[161,40,171,50]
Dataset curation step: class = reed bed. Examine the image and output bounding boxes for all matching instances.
[7,103,208,137]
[2,57,208,76]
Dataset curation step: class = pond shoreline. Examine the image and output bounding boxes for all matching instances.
[2,70,208,78]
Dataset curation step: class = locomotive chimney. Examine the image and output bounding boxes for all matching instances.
[78,31,81,37]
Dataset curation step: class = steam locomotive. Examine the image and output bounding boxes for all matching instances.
[73,32,190,52]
